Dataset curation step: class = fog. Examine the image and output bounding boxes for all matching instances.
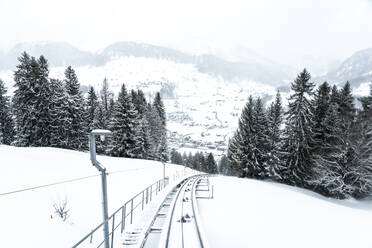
[1,0,372,69]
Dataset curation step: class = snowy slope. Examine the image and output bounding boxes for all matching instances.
[317,48,372,87]
[198,176,372,248]
[0,145,194,248]
[0,55,282,158]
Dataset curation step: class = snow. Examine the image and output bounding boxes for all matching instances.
[354,82,371,96]
[91,129,113,135]
[0,145,194,248]
[198,176,372,248]
[0,55,282,156]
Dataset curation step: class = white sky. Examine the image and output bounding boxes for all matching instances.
[1,0,372,67]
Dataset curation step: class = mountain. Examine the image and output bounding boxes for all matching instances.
[318,48,372,87]
[0,42,106,70]
[0,41,293,85]
[102,42,294,85]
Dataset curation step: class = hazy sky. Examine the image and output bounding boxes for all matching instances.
[1,0,372,68]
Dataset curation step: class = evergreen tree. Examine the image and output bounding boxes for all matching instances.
[170,148,183,165]
[218,155,230,175]
[100,78,113,125]
[49,79,69,148]
[192,152,200,170]
[199,153,207,172]
[311,82,331,154]
[310,83,347,198]
[282,69,315,186]
[108,84,139,158]
[64,66,86,150]
[228,96,255,177]
[134,116,152,159]
[131,89,147,116]
[206,153,218,174]
[228,96,269,178]
[86,86,98,131]
[152,92,168,161]
[252,97,270,177]
[13,53,54,146]
[182,152,188,166]
[266,91,284,180]
[153,92,166,127]
[0,79,15,145]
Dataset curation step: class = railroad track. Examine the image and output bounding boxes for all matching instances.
[140,175,207,248]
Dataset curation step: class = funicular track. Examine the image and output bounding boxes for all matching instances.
[140,175,207,248]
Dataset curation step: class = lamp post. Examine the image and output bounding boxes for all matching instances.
[89,129,112,248]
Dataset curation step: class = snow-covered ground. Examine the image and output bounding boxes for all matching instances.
[198,176,372,248]
[0,145,193,248]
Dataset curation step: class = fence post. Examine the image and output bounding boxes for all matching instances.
[146,188,149,204]
[150,185,152,202]
[111,215,115,248]
[130,199,133,224]
[121,204,126,233]
[142,191,144,210]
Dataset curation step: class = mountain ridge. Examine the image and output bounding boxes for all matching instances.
[0,41,293,85]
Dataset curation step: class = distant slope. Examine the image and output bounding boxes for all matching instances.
[0,41,293,85]
[317,48,372,87]
[0,42,105,70]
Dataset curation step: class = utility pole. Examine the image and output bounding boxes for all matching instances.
[89,129,112,248]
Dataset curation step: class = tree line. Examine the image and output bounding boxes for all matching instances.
[170,148,218,174]
[0,52,168,161]
[227,69,372,199]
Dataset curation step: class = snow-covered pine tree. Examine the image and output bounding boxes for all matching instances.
[338,82,355,133]
[12,53,54,146]
[199,152,207,172]
[170,148,183,165]
[134,116,152,159]
[49,78,69,148]
[228,96,268,178]
[12,52,33,146]
[108,84,139,158]
[311,82,331,155]
[282,69,315,187]
[309,83,349,198]
[131,89,147,116]
[86,86,98,131]
[33,56,54,146]
[186,152,193,168]
[153,92,168,161]
[182,152,188,166]
[206,153,218,174]
[192,152,202,170]
[227,96,255,177]
[100,78,114,124]
[153,92,166,127]
[266,91,285,180]
[64,66,86,150]
[0,79,15,145]
[146,103,161,160]
[349,83,372,198]
[252,97,270,178]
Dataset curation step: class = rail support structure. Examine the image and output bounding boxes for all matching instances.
[89,129,113,248]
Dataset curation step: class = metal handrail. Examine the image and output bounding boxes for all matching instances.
[72,177,169,248]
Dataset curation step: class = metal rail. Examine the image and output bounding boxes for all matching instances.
[139,175,207,248]
[165,175,206,248]
[72,177,169,248]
